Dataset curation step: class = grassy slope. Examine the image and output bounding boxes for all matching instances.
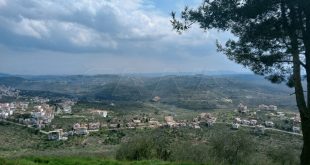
[0,122,43,157]
[0,157,197,165]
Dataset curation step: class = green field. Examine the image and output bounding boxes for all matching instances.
[0,157,197,165]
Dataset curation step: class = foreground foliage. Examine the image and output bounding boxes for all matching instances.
[0,157,197,165]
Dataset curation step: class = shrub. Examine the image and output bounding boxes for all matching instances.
[169,141,210,164]
[116,135,156,160]
[267,145,299,165]
[210,130,255,165]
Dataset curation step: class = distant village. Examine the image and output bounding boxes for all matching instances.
[0,85,302,141]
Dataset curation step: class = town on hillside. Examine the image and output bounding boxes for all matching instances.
[0,85,302,141]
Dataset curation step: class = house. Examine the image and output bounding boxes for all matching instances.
[67,131,74,136]
[265,121,275,127]
[291,113,301,124]
[259,104,277,111]
[293,126,301,133]
[258,104,269,110]
[234,117,241,124]
[232,123,240,129]
[101,123,108,128]
[221,98,233,103]
[165,116,174,122]
[75,127,89,135]
[126,122,136,129]
[199,113,213,121]
[193,117,199,122]
[269,105,278,111]
[48,129,67,141]
[241,119,250,125]
[133,119,141,124]
[238,103,248,113]
[164,116,177,127]
[152,96,161,102]
[98,110,108,117]
[109,123,119,129]
[0,111,8,119]
[63,106,72,113]
[206,120,214,127]
[73,123,81,130]
[148,118,161,128]
[194,124,201,129]
[91,110,108,117]
[198,113,217,126]
[254,125,265,135]
[276,112,285,117]
[88,122,100,130]
[250,119,257,126]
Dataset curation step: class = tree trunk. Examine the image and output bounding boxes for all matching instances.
[301,116,310,165]
[290,31,309,165]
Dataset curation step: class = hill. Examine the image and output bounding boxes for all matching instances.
[0,74,296,110]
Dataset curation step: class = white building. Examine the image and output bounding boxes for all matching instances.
[48,129,67,141]
[98,110,108,117]
[232,123,240,129]
[250,119,258,126]
[293,126,301,133]
[234,117,241,124]
[238,103,248,113]
[259,104,277,111]
[241,119,250,125]
[265,121,275,127]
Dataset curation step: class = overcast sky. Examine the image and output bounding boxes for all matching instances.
[0,0,250,75]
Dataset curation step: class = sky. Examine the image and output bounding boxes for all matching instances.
[0,0,250,75]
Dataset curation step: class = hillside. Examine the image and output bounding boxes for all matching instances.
[0,74,296,110]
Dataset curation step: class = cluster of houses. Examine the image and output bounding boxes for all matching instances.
[258,104,278,111]
[48,122,101,141]
[162,113,217,129]
[0,102,29,119]
[18,104,54,128]
[30,97,50,104]
[231,117,272,134]
[56,100,76,114]
[0,85,20,98]
[46,112,219,141]
[233,103,302,134]
[0,103,16,119]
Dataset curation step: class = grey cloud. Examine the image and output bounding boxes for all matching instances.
[0,0,249,75]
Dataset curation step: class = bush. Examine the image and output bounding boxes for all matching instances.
[0,158,6,165]
[169,141,210,164]
[116,135,156,160]
[210,130,255,165]
[267,145,299,165]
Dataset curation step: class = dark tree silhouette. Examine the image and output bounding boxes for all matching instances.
[171,0,310,164]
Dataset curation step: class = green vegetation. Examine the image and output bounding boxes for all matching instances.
[0,74,303,164]
[0,74,297,111]
[115,127,301,165]
[0,157,196,165]
[0,120,303,165]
